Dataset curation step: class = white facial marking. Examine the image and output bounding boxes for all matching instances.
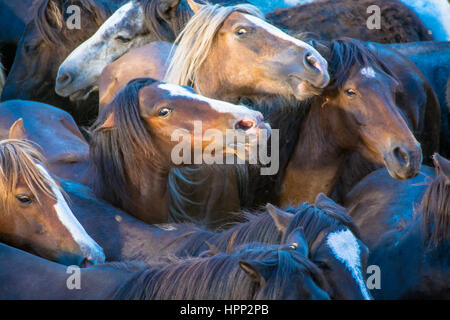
[360,67,376,78]
[158,83,260,118]
[327,229,371,300]
[36,164,105,264]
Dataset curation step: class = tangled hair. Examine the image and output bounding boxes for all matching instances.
[113,243,327,300]
[419,171,450,247]
[0,139,56,213]
[165,3,263,91]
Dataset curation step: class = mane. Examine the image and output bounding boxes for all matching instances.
[164,3,264,92]
[0,139,58,213]
[30,0,109,46]
[311,37,399,91]
[89,78,160,211]
[284,200,361,246]
[419,173,450,247]
[141,0,192,42]
[112,243,326,300]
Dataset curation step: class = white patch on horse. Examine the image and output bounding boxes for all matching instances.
[360,67,376,78]
[158,83,260,117]
[36,164,105,264]
[327,229,372,300]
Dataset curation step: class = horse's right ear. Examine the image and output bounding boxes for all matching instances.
[433,153,450,184]
[9,118,27,140]
[266,203,293,233]
[239,259,274,286]
[187,0,205,14]
[96,113,115,131]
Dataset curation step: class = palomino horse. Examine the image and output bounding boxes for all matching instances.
[0,236,330,300]
[60,177,370,299]
[266,0,432,43]
[98,41,173,108]
[0,100,90,185]
[164,4,426,206]
[89,78,269,225]
[0,138,104,266]
[57,1,330,104]
[344,154,450,299]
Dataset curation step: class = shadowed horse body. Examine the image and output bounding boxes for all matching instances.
[0,238,330,300]
[344,155,450,299]
[0,139,104,266]
[266,0,433,44]
[0,100,90,184]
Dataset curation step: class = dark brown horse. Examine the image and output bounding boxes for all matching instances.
[1,0,122,126]
[266,0,433,44]
[0,238,330,300]
[89,78,269,225]
[344,155,450,299]
[0,138,104,266]
[0,100,90,184]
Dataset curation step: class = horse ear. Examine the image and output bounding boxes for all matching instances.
[433,153,450,183]
[97,112,115,131]
[45,0,64,29]
[9,118,27,140]
[187,0,205,14]
[266,203,293,233]
[285,227,309,257]
[239,260,273,286]
[158,0,181,18]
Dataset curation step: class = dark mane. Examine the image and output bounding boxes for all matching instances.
[419,173,450,247]
[141,0,193,42]
[312,37,399,91]
[112,243,326,300]
[31,0,109,45]
[89,78,160,211]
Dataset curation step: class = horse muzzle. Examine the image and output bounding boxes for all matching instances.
[383,142,422,180]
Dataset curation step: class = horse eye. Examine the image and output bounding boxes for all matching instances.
[24,44,38,53]
[236,28,248,36]
[115,35,131,43]
[157,107,172,118]
[16,194,33,206]
[344,89,357,97]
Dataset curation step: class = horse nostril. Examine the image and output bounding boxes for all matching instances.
[393,146,410,167]
[235,119,256,131]
[56,72,72,87]
[304,52,320,73]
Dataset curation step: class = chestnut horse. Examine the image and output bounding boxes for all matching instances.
[266,0,433,43]
[0,100,90,185]
[0,138,104,266]
[89,78,269,225]
[0,238,330,300]
[61,178,370,299]
[344,154,450,299]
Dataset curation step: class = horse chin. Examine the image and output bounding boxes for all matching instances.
[69,85,98,102]
[287,76,323,101]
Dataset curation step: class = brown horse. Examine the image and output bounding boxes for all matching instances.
[98,41,173,109]
[0,238,330,300]
[89,78,269,225]
[0,138,104,266]
[266,0,433,44]
[344,154,450,299]
[0,100,90,185]
[61,177,370,299]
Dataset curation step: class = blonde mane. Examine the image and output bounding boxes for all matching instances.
[164,3,263,93]
[0,139,57,213]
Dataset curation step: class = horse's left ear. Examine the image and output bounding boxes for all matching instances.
[433,153,450,183]
[187,0,205,14]
[158,0,182,18]
[285,227,309,257]
[239,259,274,286]
[266,203,293,233]
[9,118,27,140]
[97,112,115,131]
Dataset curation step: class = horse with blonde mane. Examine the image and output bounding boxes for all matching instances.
[0,137,104,266]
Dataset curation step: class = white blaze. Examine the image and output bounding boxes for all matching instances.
[360,67,376,78]
[327,229,371,300]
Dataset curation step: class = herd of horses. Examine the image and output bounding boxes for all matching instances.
[0,0,449,300]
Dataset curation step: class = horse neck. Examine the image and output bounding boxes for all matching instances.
[280,98,347,206]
